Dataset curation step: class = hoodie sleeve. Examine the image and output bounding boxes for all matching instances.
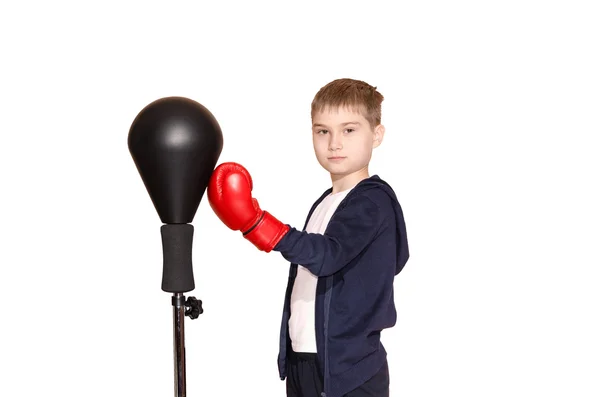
[272,194,383,277]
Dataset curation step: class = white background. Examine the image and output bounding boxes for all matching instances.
[1,1,599,396]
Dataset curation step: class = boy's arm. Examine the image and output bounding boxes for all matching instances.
[207,162,383,276]
[272,196,382,276]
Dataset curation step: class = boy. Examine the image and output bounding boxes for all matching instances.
[207,78,409,397]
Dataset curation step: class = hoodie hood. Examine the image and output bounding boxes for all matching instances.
[349,175,410,274]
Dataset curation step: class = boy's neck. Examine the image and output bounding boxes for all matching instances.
[330,167,370,194]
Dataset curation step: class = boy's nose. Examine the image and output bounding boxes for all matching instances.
[329,135,343,151]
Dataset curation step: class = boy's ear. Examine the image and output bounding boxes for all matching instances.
[373,124,385,148]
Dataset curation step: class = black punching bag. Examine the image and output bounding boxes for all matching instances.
[128,96,223,293]
[128,96,223,397]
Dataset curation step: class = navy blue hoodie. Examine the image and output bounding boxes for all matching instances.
[273,175,409,397]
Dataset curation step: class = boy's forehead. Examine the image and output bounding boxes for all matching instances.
[312,105,367,126]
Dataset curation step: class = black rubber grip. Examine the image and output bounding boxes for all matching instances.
[160,224,195,293]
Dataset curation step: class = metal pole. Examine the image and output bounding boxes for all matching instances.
[173,293,186,397]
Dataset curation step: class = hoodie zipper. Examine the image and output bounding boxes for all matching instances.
[321,274,333,397]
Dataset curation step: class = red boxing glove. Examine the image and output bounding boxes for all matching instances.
[207,162,289,252]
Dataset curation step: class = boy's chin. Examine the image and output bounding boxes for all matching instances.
[325,167,355,178]
[318,159,361,177]
[320,163,343,173]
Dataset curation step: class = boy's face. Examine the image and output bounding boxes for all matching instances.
[312,106,384,178]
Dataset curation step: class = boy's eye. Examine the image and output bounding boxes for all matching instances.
[317,129,328,134]
[345,128,354,133]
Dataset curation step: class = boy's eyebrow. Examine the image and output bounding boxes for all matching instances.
[312,121,361,128]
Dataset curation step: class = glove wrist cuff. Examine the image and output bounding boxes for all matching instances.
[244,211,289,252]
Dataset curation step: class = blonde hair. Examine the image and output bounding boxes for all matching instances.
[311,78,384,129]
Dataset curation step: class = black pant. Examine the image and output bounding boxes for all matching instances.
[286,351,389,397]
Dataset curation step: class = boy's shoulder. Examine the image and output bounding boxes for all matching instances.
[346,175,398,208]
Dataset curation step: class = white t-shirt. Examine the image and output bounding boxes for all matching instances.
[288,187,353,353]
